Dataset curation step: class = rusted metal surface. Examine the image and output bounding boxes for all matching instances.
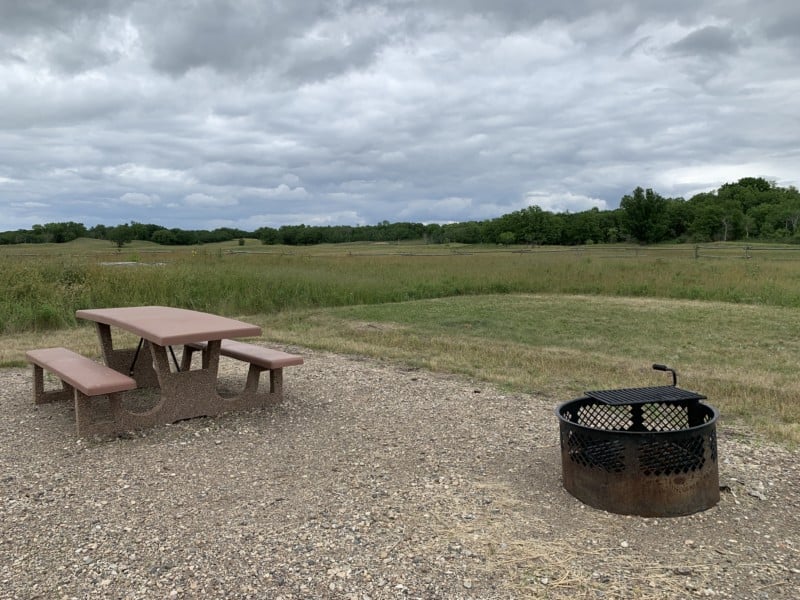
[556,396,719,517]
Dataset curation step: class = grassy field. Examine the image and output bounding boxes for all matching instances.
[1,239,799,445]
[255,295,800,444]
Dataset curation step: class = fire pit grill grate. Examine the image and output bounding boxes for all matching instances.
[569,398,713,432]
[555,364,720,517]
[585,385,706,405]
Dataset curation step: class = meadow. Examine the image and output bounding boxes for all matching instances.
[2,238,799,444]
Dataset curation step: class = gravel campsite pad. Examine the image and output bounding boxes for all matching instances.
[1,348,798,599]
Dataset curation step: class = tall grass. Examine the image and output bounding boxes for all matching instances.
[3,242,799,443]
[4,245,800,333]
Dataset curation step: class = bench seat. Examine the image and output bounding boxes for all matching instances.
[186,340,304,369]
[26,347,137,396]
[26,347,137,436]
[183,340,302,401]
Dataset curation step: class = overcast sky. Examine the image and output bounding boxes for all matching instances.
[1,0,798,231]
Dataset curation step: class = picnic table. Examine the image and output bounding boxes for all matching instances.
[28,306,303,436]
[73,306,265,432]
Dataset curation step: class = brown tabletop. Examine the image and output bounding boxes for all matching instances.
[76,306,262,346]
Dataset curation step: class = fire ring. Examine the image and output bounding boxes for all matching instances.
[555,365,720,517]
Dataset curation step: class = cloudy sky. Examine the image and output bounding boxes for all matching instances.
[1,0,798,231]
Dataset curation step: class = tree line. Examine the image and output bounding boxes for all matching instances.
[2,177,799,248]
[0,222,252,247]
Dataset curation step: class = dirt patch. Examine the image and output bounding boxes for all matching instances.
[1,349,797,599]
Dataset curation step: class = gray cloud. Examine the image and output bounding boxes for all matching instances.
[1,0,799,231]
[132,1,350,80]
[667,25,744,57]
[0,0,119,34]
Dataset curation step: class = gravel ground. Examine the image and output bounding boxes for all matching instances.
[1,347,798,599]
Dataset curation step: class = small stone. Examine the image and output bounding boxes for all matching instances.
[620,541,629,548]
[463,579,472,589]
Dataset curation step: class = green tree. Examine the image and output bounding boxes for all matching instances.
[442,221,483,244]
[424,223,444,244]
[255,227,280,245]
[498,231,516,245]
[41,221,87,242]
[151,229,177,245]
[687,192,745,241]
[664,199,692,240]
[620,187,669,243]
[517,206,562,245]
[88,224,108,240]
[562,208,604,244]
[128,222,165,241]
[107,224,134,249]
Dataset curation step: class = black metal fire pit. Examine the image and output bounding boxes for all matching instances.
[556,365,719,517]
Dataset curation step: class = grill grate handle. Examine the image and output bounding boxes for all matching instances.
[652,363,677,386]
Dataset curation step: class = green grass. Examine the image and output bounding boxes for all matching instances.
[4,240,800,334]
[254,294,800,445]
[2,240,799,445]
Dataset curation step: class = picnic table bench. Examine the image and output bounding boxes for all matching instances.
[26,347,137,436]
[182,339,303,402]
[26,307,303,436]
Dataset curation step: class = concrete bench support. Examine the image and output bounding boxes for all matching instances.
[26,347,138,437]
[183,340,303,403]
